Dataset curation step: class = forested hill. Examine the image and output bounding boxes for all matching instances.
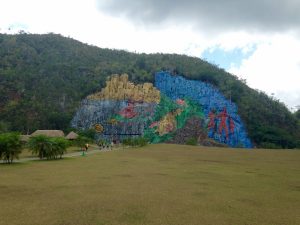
[0,33,299,148]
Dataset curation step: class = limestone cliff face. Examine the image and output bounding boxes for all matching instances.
[87,74,160,103]
[71,72,252,148]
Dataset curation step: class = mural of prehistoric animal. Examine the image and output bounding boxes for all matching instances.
[71,72,252,148]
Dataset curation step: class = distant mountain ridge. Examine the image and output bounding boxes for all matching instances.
[0,33,299,148]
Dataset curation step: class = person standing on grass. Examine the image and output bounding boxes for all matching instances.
[85,143,89,152]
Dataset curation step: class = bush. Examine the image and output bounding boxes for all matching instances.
[122,137,148,147]
[74,135,92,150]
[78,129,96,140]
[122,138,133,146]
[50,137,70,159]
[185,137,198,146]
[28,135,70,160]
[260,142,281,149]
[0,132,22,163]
[136,137,148,147]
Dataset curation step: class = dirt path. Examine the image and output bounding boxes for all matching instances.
[6,145,125,163]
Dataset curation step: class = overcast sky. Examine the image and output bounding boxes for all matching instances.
[0,0,299,111]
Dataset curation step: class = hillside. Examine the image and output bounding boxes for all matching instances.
[0,33,299,148]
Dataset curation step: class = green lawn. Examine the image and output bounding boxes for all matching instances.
[0,144,299,225]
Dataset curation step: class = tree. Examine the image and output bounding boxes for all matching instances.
[78,128,96,140]
[0,132,22,164]
[50,137,69,159]
[74,135,91,151]
[0,121,10,133]
[28,135,70,160]
[28,135,52,159]
[295,109,300,120]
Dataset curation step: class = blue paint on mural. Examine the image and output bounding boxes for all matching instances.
[154,71,252,148]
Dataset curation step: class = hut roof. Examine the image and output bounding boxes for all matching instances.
[20,135,31,142]
[31,130,65,137]
[66,131,79,140]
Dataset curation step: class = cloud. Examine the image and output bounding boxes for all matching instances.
[1,0,298,111]
[229,35,300,110]
[201,45,256,70]
[97,0,300,33]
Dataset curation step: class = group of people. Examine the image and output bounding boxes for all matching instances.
[81,140,119,156]
[97,140,118,150]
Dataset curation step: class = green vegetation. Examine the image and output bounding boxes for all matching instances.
[0,144,299,225]
[73,135,93,151]
[78,128,97,140]
[0,33,299,148]
[27,135,69,160]
[50,137,70,159]
[122,137,148,147]
[185,137,198,145]
[0,132,22,163]
[295,109,300,120]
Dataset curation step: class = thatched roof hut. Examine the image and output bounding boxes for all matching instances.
[66,131,79,140]
[20,135,31,142]
[31,130,65,137]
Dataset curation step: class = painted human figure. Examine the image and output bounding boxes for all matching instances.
[218,108,229,140]
[207,110,217,137]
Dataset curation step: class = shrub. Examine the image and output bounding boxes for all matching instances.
[74,135,92,150]
[0,132,22,163]
[136,137,148,147]
[50,137,70,159]
[260,142,281,149]
[185,137,198,146]
[122,137,148,147]
[78,129,96,140]
[28,135,70,160]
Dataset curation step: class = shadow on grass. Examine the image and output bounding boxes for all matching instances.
[0,156,76,166]
[0,161,26,166]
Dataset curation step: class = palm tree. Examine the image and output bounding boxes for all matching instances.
[28,135,52,159]
[0,132,22,164]
[51,137,69,159]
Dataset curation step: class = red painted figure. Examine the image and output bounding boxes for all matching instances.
[229,117,235,134]
[208,111,216,131]
[119,102,137,119]
[218,108,229,139]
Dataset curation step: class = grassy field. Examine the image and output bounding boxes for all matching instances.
[0,144,299,225]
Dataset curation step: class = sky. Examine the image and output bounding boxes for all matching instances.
[0,0,299,111]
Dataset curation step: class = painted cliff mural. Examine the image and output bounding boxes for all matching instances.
[71,72,252,148]
[155,72,252,147]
